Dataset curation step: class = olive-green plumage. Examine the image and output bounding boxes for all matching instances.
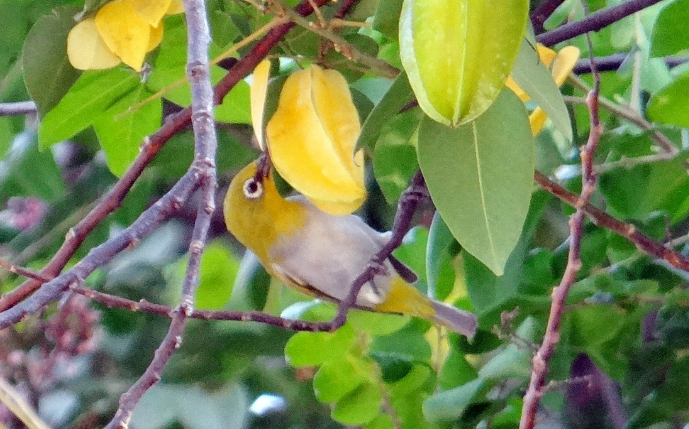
[224,161,477,338]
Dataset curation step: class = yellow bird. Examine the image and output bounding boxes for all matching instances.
[223,159,477,338]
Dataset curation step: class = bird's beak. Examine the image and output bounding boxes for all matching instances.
[254,151,271,183]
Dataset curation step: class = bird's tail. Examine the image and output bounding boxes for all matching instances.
[430,300,478,339]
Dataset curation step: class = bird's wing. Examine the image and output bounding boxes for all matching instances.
[269,200,395,307]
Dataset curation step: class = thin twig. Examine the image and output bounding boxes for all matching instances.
[573,53,689,74]
[274,0,399,79]
[521,27,604,429]
[566,76,678,155]
[103,0,219,426]
[0,101,37,117]
[535,171,689,271]
[536,0,666,47]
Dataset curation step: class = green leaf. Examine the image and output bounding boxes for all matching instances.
[356,71,414,151]
[332,382,382,425]
[372,0,405,39]
[0,117,12,159]
[426,212,454,299]
[510,40,573,142]
[418,89,534,275]
[214,79,251,124]
[647,71,689,128]
[348,311,410,336]
[370,352,414,383]
[463,191,549,318]
[370,327,432,362]
[0,132,66,202]
[372,108,421,204]
[364,414,394,429]
[284,324,355,367]
[93,86,162,177]
[478,317,536,380]
[192,242,238,310]
[399,0,528,126]
[650,0,689,57]
[38,69,140,148]
[22,7,81,116]
[599,155,689,222]
[422,378,485,423]
[313,357,368,402]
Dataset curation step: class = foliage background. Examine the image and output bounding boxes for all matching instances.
[1,0,689,428]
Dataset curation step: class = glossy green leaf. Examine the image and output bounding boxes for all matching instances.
[650,0,689,57]
[332,382,382,425]
[372,108,421,204]
[38,69,140,149]
[647,71,689,128]
[313,357,368,403]
[348,311,410,336]
[511,40,573,142]
[399,0,528,126]
[418,89,534,275]
[22,7,81,117]
[422,378,485,423]
[93,86,162,177]
[284,324,355,367]
[356,71,414,151]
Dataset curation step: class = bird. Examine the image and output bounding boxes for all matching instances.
[223,157,477,338]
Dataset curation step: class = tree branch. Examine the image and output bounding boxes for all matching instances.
[103,0,219,426]
[573,53,689,74]
[521,31,604,429]
[0,0,335,315]
[536,0,666,46]
[0,101,37,117]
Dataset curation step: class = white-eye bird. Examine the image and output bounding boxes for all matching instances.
[223,159,477,338]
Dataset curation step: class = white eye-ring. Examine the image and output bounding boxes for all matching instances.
[243,177,263,199]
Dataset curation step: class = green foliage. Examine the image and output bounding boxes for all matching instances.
[3,0,689,428]
[418,89,535,275]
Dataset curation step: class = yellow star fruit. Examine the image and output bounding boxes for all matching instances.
[505,45,580,135]
[67,0,183,71]
[265,65,366,215]
[67,18,122,70]
[250,60,271,150]
[95,0,152,72]
[125,0,172,26]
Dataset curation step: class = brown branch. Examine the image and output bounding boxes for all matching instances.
[534,171,689,271]
[573,53,689,74]
[0,101,37,116]
[103,0,220,427]
[0,173,199,329]
[0,173,425,332]
[521,30,604,429]
[536,0,665,46]
[0,0,337,315]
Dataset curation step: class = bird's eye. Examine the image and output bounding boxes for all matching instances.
[243,178,263,199]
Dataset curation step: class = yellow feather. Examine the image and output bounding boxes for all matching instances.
[224,160,477,338]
